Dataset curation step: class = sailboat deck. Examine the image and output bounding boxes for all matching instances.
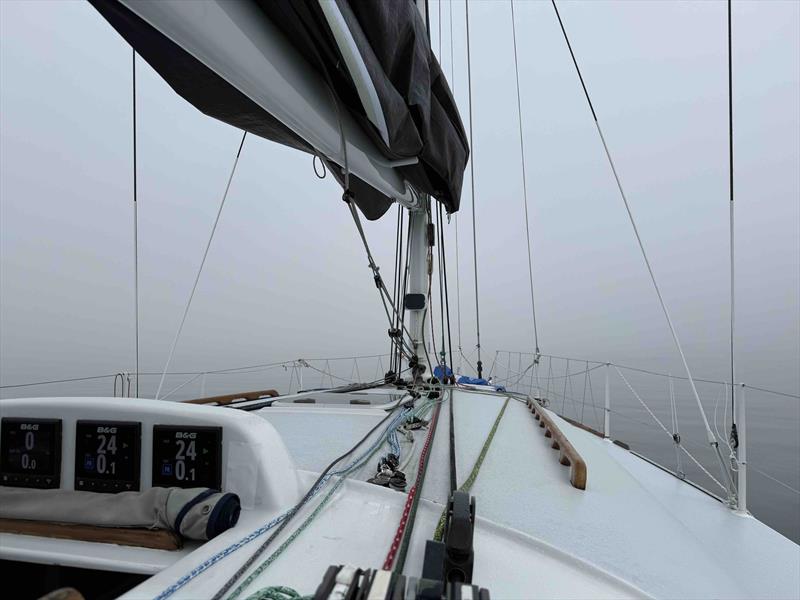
[125,386,798,599]
[0,390,796,599]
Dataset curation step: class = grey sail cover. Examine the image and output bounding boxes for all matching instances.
[0,487,241,540]
[90,0,469,220]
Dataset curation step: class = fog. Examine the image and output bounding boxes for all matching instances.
[2,0,798,405]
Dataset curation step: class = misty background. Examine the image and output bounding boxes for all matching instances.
[1,1,798,540]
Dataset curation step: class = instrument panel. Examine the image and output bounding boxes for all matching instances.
[152,425,222,490]
[1,418,222,493]
[74,421,141,493]
[0,418,62,489]
[0,396,299,512]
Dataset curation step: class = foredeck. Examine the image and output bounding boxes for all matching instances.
[119,386,799,599]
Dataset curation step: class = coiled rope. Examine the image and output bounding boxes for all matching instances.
[244,587,308,600]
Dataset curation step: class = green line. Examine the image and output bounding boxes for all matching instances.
[433,396,510,541]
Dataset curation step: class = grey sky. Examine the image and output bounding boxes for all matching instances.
[1,0,798,400]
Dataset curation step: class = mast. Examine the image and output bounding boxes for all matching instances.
[405,0,433,382]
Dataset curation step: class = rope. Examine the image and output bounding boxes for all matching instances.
[509,0,540,356]
[464,0,483,378]
[433,396,509,541]
[383,398,442,571]
[203,405,411,600]
[132,48,140,398]
[550,0,734,498]
[154,406,410,600]
[155,131,248,400]
[225,405,420,600]
[244,587,308,600]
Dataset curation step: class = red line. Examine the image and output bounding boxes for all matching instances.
[382,403,439,570]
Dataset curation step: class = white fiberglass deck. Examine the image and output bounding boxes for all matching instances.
[120,387,798,600]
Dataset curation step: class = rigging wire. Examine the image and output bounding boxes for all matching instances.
[390,205,403,374]
[154,131,247,400]
[509,0,540,357]
[132,49,140,398]
[448,0,463,375]
[345,199,414,358]
[465,0,483,378]
[549,0,736,501]
[397,215,414,373]
[727,0,737,434]
[438,0,442,58]
[439,202,455,373]
[436,204,446,364]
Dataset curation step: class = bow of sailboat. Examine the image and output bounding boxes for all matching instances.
[1,1,798,599]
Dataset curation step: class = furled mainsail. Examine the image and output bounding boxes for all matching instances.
[90,0,468,220]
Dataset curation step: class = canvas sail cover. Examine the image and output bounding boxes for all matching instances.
[90,0,469,220]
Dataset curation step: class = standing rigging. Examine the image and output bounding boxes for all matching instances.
[465,0,484,379]
[509,0,541,361]
[132,49,140,398]
[550,0,737,502]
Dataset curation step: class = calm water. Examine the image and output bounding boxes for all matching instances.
[2,358,798,544]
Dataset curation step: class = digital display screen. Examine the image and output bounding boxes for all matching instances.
[152,425,222,490]
[0,418,61,489]
[75,420,140,493]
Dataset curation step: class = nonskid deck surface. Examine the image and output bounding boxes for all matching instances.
[0,390,796,599]
[122,387,798,599]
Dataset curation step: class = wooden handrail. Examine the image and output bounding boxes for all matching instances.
[0,518,182,550]
[527,399,587,490]
[184,389,279,406]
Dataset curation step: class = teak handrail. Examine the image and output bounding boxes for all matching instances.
[0,518,182,550]
[184,389,279,405]
[527,399,587,490]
